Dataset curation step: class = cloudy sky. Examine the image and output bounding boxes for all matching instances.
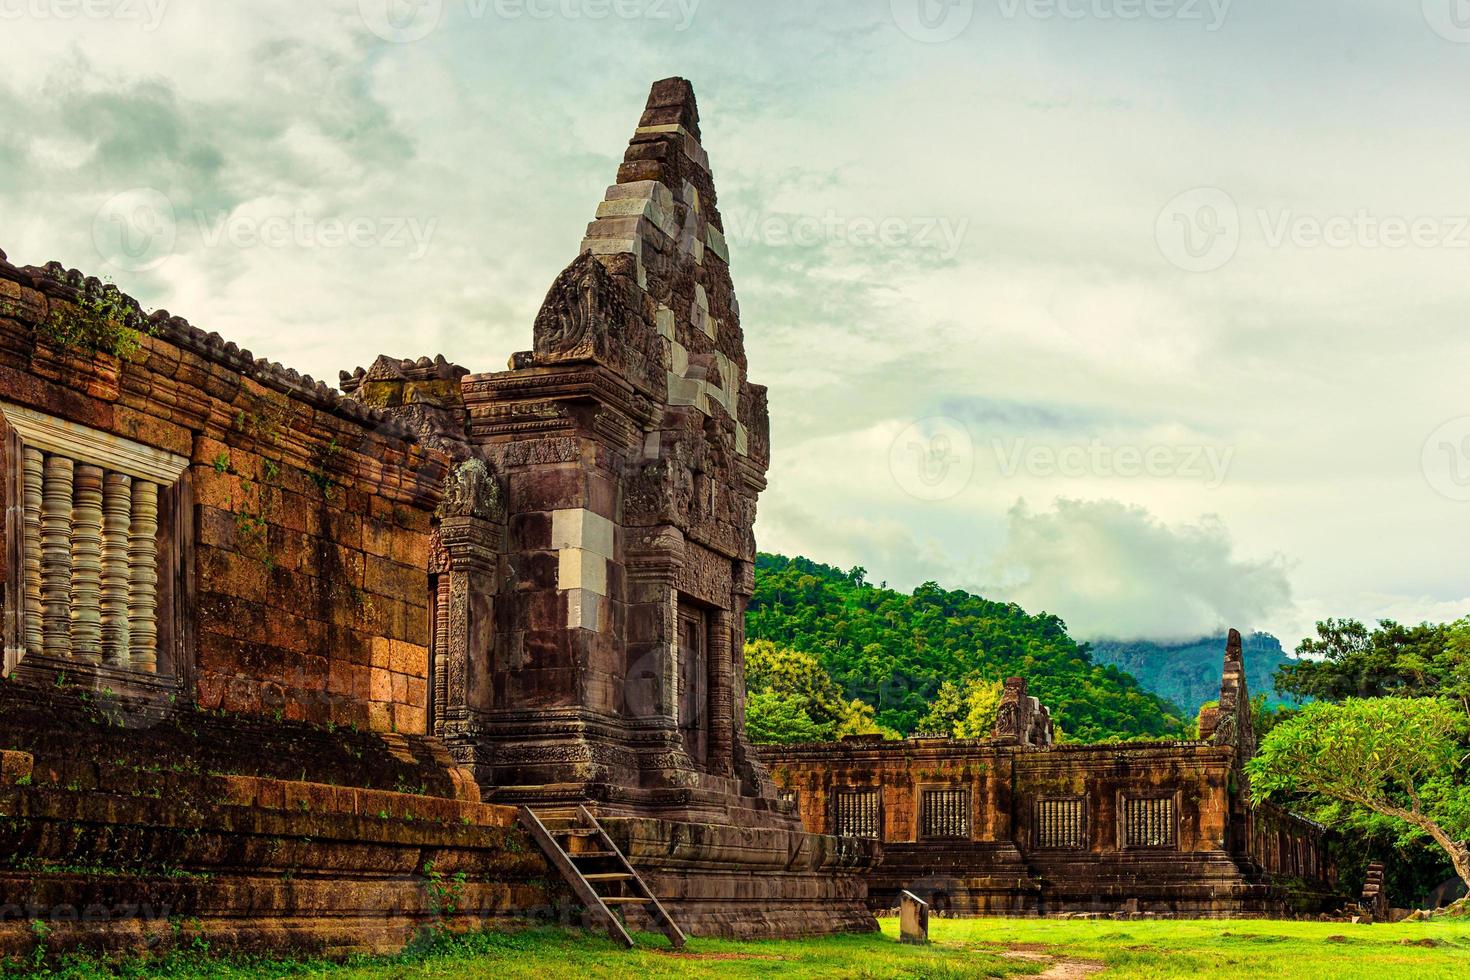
[3,0,1468,648]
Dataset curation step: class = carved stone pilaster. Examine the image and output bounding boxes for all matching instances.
[626,526,685,723]
[708,607,734,776]
[100,472,132,665]
[40,455,73,659]
[444,570,472,725]
[128,480,159,673]
[433,458,505,728]
[429,531,451,737]
[21,447,42,658]
[69,463,104,664]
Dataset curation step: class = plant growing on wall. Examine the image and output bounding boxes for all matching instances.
[39,285,145,359]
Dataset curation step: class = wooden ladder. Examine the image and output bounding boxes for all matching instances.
[518,804,686,950]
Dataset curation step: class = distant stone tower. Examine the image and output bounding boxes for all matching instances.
[425,78,779,821]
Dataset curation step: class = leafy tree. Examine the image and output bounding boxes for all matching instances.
[1263,617,1470,905]
[744,639,888,743]
[917,677,1004,738]
[1276,618,1470,707]
[1250,693,1288,740]
[747,553,1186,741]
[1248,698,1470,892]
[744,691,830,745]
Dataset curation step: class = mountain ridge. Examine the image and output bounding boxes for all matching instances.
[746,553,1189,742]
[1087,632,1298,718]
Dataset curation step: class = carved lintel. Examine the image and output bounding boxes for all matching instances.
[437,517,499,572]
[0,402,188,484]
[625,525,685,584]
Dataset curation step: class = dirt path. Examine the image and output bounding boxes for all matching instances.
[1037,961,1105,979]
[1000,948,1106,978]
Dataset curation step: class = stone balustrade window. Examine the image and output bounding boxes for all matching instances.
[2,404,187,681]
[832,788,880,839]
[1036,797,1086,849]
[778,788,798,807]
[919,788,969,840]
[1121,795,1177,849]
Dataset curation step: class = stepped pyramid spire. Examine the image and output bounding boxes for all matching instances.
[528,76,763,465]
[457,79,775,807]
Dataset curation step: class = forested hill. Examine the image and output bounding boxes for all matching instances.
[1089,633,1298,717]
[746,554,1188,743]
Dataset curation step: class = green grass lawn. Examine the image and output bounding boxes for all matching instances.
[13,917,1470,979]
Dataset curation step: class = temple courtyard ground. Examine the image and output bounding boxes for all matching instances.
[9,917,1470,979]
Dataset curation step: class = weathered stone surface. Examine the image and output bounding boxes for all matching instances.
[761,636,1341,918]
[0,77,876,955]
[899,890,929,944]
[0,682,567,959]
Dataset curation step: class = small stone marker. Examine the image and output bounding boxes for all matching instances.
[899,889,929,945]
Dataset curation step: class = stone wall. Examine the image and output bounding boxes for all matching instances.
[0,257,449,734]
[760,637,1340,917]
[0,78,880,955]
[0,665,566,960]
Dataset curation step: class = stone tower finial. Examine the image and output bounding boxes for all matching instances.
[638,77,701,141]
[1225,627,1243,663]
[1201,628,1255,760]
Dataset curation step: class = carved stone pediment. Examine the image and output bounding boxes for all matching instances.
[438,458,504,523]
[530,253,661,398]
[534,252,608,357]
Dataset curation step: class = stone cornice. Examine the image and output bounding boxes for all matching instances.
[759,738,1226,767]
[0,401,188,483]
[463,364,659,429]
[1,255,422,446]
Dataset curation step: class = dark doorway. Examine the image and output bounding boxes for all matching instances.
[678,603,708,766]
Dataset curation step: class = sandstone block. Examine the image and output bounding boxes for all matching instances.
[550,508,615,560]
[556,548,607,596]
[566,588,603,632]
[605,179,675,212]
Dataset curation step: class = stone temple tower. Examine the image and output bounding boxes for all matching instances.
[417,78,780,823]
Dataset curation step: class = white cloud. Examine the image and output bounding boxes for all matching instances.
[2,1,1469,650]
[984,499,1294,644]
